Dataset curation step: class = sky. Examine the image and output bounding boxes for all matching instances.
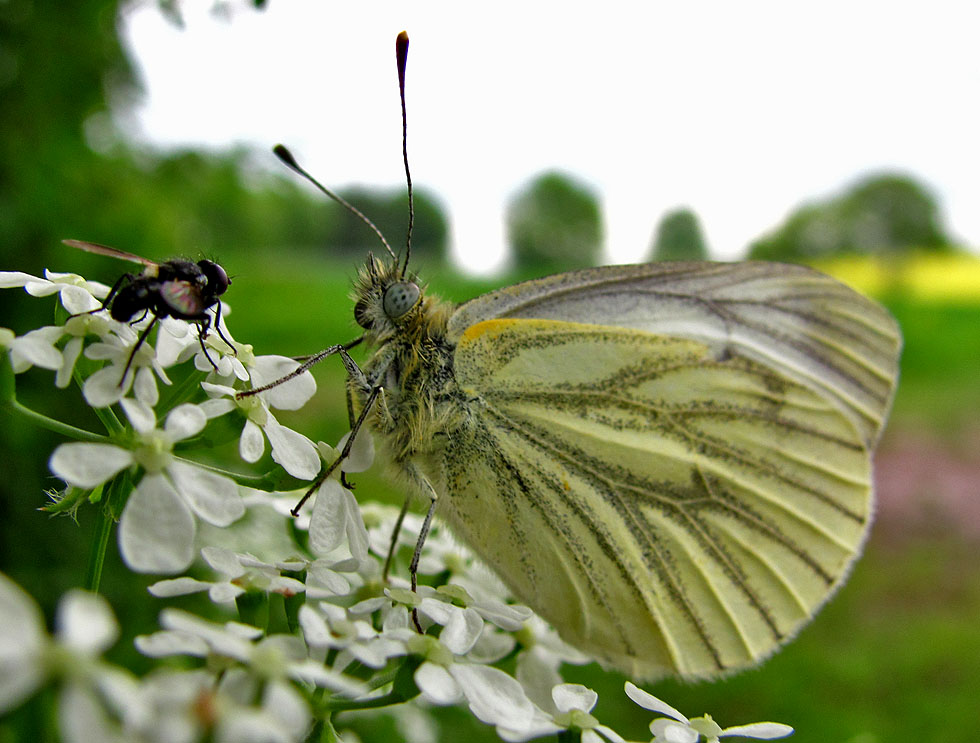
[118,1,980,275]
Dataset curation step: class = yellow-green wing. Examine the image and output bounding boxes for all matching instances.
[440,317,881,679]
[447,262,900,448]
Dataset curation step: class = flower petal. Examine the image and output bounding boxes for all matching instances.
[82,364,127,407]
[0,573,46,714]
[133,366,159,407]
[250,355,316,410]
[11,326,64,370]
[450,664,560,742]
[118,474,196,574]
[202,546,245,578]
[120,398,156,436]
[134,630,209,658]
[164,404,207,442]
[239,419,265,463]
[336,430,375,473]
[650,719,699,743]
[59,284,102,314]
[0,270,43,288]
[309,479,347,555]
[50,443,132,489]
[625,682,690,723]
[264,416,320,480]
[552,683,597,715]
[439,606,484,656]
[148,577,211,598]
[56,336,84,389]
[168,461,244,527]
[720,722,794,739]
[415,661,462,705]
[208,582,245,604]
[341,486,370,564]
[58,684,122,743]
[55,590,119,655]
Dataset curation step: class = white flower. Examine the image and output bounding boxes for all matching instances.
[0,269,109,313]
[309,478,371,563]
[304,432,375,562]
[299,601,407,670]
[0,572,136,742]
[81,327,175,407]
[0,269,139,386]
[514,615,591,713]
[199,358,320,481]
[148,546,306,605]
[49,400,244,573]
[0,572,48,713]
[124,665,312,743]
[5,325,64,374]
[156,308,249,381]
[136,608,366,697]
[626,683,794,743]
[424,662,564,742]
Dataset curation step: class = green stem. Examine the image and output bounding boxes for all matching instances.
[158,367,208,414]
[6,396,107,442]
[85,501,114,593]
[172,455,306,491]
[321,689,409,713]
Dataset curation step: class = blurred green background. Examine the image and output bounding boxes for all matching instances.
[2,2,979,742]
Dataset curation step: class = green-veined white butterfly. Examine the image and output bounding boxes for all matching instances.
[250,32,901,680]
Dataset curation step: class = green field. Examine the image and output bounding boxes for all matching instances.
[222,255,980,743]
[2,254,979,743]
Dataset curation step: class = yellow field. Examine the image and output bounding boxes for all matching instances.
[813,251,980,302]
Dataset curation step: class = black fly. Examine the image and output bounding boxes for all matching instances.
[64,239,232,384]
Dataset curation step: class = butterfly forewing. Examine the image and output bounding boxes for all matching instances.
[447,261,900,448]
[441,316,877,679]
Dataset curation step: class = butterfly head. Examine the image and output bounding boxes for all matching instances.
[352,254,426,342]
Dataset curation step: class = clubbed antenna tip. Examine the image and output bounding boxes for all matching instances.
[273,144,301,173]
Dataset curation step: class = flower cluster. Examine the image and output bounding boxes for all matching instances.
[0,268,795,743]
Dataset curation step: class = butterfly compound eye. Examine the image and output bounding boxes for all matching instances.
[354,299,372,328]
[383,281,421,319]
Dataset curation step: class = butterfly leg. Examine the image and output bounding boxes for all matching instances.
[399,462,439,633]
[288,379,382,517]
[235,338,365,399]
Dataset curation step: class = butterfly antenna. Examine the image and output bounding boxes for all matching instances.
[396,30,414,279]
[272,144,398,263]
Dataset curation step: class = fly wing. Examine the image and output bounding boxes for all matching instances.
[63,239,159,267]
[447,261,900,448]
[159,280,208,317]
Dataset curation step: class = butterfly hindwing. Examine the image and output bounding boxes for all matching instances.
[439,316,876,679]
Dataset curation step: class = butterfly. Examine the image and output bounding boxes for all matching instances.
[248,31,901,680]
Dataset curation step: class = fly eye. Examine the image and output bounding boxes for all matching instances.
[354,299,372,328]
[199,261,230,295]
[383,281,420,319]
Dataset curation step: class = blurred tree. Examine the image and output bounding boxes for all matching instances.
[506,171,602,275]
[329,187,448,265]
[748,172,953,261]
[648,207,709,261]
